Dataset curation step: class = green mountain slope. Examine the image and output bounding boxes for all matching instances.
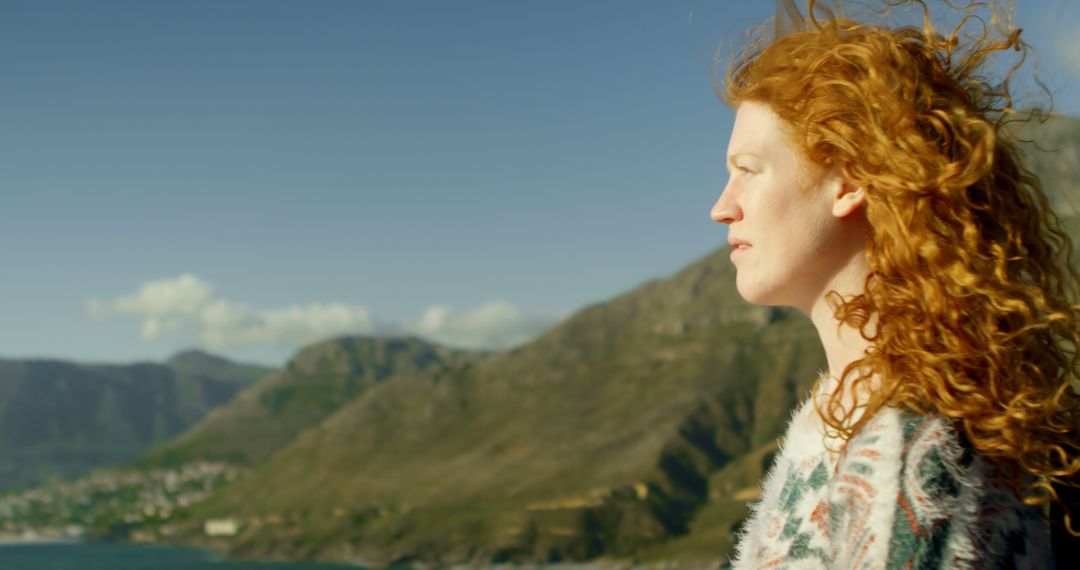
[0,352,270,492]
[173,249,826,566]
[139,337,477,468]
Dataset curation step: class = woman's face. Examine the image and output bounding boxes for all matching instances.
[711,101,859,311]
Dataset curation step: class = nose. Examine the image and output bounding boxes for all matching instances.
[710,179,740,224]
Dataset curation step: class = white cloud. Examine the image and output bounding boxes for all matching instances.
[86,274,213,318]
[86,274,215,340]
[196,300,375,349]
[409,300,562,350]
[88,275,563,355]
[88,275,375,349]
[139,317,181,340]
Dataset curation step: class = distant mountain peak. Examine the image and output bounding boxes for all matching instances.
[165,350,274,382]
[167,349,233,368]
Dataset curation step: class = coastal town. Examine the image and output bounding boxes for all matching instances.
[0,462,239,543]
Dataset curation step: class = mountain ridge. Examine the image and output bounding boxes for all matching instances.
[0,352,272,491]
[139,336,478,468]
[159,247,826,566]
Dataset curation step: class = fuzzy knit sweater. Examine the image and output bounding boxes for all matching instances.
[731,387,1053,569]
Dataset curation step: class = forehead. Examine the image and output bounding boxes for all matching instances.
[728,100,795,153]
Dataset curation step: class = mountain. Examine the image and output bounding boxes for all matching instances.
[0,352,271,491]
[139,337,477,467]
[164,350,275,424]
[161,250,825,567]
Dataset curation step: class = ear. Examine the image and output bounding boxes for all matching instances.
[831,177,866,218]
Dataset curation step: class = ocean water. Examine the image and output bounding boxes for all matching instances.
[0,542,368,570]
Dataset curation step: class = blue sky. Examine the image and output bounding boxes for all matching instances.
[2,0,1078,367]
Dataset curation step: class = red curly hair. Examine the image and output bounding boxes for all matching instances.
[722,0,1080,526]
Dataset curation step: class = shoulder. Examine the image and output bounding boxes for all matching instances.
[880,410,975,528]
[826,406,910,566]
[732,404,1053,569]
[833,407,1053,569]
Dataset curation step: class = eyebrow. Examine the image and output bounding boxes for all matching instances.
[726,152,759,171]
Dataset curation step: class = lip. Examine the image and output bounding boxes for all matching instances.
[728,237,752,249]
[728,237,751,260]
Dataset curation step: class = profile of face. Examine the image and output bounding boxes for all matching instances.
[711,101,867,312]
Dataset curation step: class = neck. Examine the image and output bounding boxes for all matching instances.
[805,248,875,408]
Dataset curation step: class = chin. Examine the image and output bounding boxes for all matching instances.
[735,279,783,307]
[735,282,767,305]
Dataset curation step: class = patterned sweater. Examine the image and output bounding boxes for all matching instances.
[731,389,1053,569]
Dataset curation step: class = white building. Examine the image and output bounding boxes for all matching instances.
[203,518,240,537]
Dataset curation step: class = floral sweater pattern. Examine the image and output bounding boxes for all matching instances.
[731,392,1053,569]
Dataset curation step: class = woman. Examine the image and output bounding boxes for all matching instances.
[710,1,1080,567]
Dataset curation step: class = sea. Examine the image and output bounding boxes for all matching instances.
[0,542,369,570]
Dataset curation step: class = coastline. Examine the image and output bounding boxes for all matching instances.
[0,536,83,546]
